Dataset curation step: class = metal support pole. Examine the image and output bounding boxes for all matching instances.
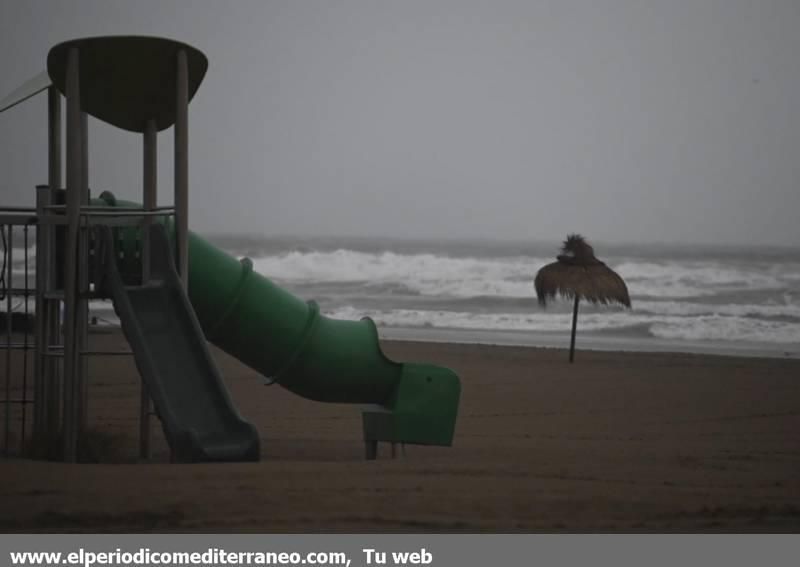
[81,113,88,189]
[21,225,30,452]
[139,118,157,460]
[4,227,12,456]
[45,88,61,457]
[45,185,61,459]
[175,49,189,289]
[33,186,48,451]
[143,119,157,282]
[48,87,62,193]
[77,112,89,435]
[62,46,81,462]
[569,296,579,363]
[34,89,61,451]
[171,48,188,464]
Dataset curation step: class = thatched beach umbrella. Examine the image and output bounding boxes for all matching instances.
[535,235,631,362]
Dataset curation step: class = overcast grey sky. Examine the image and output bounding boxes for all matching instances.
[1,1,798,246]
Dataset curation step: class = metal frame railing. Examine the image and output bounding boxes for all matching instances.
[0,216,35,457]
[0,199,175,460]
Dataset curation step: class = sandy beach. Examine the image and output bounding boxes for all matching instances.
[1,329,799,532]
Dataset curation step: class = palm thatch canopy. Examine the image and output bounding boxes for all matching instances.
[535,235,631,307]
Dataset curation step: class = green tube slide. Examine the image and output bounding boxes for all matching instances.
[94,192,461,450]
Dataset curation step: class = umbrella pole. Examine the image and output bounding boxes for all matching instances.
[569,296,580,363]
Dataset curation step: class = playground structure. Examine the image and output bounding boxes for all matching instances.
[0,36,461,463]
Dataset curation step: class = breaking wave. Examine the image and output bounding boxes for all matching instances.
[324,306,800,345]
[250,249,797,300]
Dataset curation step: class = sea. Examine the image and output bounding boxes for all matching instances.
[4,235,800,358]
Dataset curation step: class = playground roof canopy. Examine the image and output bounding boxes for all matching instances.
[46,36,207,133]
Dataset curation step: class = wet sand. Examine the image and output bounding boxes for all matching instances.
[1,330,799,532]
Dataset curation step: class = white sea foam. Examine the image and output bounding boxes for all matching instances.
[251,250,546,298]
[249,249,796,300]
[634,299,800,319]
[231,245,800,347]
[647,316,800,344]
[323,306,800,344]
[616,261,787,298]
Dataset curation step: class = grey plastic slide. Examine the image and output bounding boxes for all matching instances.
[97,224,259,462]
